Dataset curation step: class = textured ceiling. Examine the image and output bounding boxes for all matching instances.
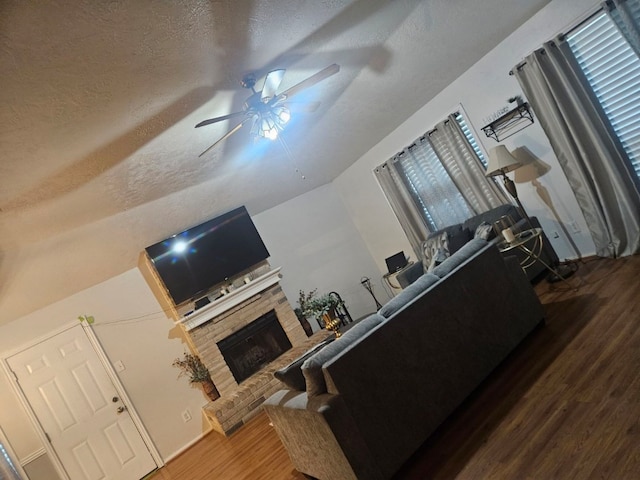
[0,0,551,325]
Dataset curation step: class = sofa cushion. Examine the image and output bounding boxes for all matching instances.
[274,337,336,391]
[302,313,385,397]
[431,238,489,278]
[379,273,440,318]
[397,262,425,289]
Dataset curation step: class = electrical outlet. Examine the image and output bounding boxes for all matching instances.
[569,221,581,234]
[114,360,125,372]
[182,409,192,422]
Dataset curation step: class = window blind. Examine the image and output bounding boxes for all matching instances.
[566,10,640,179]
[455,113,488,168]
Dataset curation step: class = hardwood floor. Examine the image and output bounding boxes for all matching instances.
[152,255,640,479]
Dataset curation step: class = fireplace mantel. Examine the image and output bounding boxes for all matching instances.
[180,268,282,331]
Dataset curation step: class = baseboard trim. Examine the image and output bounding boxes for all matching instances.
[163,428,213,463]
[21,447,47,466]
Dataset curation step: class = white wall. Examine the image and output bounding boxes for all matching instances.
[254,183,390,329]
[334,0,599,272]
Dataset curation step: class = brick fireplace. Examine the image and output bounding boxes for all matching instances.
[179,268,309,435]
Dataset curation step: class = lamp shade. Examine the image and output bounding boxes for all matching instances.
[486,145,523,177]
[511,146,552,184]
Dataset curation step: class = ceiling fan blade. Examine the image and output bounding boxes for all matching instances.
[195,111,245,128]
[261,69,286,102]
[198,119,251,157]
[277,64,340,101]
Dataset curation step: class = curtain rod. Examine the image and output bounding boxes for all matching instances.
[394,112,459,158]
[508,6,604,76]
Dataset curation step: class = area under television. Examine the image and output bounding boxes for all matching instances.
[145,206,270,305]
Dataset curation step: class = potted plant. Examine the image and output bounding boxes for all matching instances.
[172,352,220,402]
[298,289,342,336]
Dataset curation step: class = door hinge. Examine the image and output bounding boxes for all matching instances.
[45,432,52,443]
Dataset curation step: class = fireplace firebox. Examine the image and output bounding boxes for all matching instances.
[217,310,292,383]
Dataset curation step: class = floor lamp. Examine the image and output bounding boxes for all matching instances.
[486,145,574,281]
[486,145,532,227]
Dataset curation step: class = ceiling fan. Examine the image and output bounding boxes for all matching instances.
[195,64,340,157]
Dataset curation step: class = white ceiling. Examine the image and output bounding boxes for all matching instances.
[0,0,551,325]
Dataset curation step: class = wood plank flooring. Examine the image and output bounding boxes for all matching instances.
[152,255,640,479]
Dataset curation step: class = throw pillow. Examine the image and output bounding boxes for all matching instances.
[422,231,450,273]
[474,221,495,241]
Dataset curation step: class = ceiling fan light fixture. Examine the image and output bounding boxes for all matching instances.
[196,64,339,153]
[259,115,279,140]
[274,105,291,125]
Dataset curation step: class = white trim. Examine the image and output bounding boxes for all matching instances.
[162,427,213,463]
[1,322,164,480]
[20,447,46,466]
[0,425,30,479]
[2,320,83,358]
[181,267,282,331]
[81,323,164,468]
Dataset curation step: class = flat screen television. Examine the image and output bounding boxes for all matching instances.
[145,206,269,306]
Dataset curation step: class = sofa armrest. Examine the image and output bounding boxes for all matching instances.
[263,390,381,480]
[396,262,424,288]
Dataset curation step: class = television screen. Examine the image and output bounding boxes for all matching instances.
[145,206,269,305]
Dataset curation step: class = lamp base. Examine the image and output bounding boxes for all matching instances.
[546,263,577,283]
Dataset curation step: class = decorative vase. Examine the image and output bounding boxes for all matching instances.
[201,379,220,402]
[322,310,342,338]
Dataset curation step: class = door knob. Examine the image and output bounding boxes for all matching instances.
[112,396,119,403]
[116,406,126,414]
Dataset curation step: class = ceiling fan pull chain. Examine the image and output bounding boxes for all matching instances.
[278,135,306,180]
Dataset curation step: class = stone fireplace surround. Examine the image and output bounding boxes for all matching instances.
[180,268,314,435]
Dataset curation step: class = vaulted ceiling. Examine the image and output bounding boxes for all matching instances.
[0,0,551,324]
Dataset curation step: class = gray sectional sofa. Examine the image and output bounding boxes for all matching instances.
[397,204,559,288]
[263,239,545,480]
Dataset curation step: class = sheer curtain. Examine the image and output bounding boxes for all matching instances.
[605,0,640,55]
[513,39,640,257]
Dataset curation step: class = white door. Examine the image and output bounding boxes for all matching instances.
[7,325,157,480]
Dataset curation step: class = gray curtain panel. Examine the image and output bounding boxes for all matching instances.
[513,40,640,257]
[604,0,640,57]
[374,161,431,257]
[429,115,509,212]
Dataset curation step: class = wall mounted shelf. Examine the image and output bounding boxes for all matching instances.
[481,102,534,142]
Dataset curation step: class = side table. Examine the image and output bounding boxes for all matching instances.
[497,228,578,290]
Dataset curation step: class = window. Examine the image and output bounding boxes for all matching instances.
[455,113,488,168]
[566,10,640,179]
[385,111,498,232]
[394,135,473,231]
